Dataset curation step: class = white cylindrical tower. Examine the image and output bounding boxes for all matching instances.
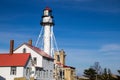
[40,7,54,55]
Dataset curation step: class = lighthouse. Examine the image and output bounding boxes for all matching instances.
[40,7,54,56]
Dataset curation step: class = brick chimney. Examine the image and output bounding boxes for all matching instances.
[28,40,32,46]
[10,40,14,54]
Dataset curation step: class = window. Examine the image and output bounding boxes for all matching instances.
[71,71,73,76]
[26,67,30,76]
[23,48,26,53]
[10,67,16,75]
[43,70,45,78]
[63,70,64,76]
[35,68,39,77]
[54,64,55,69]
[36,70,40,77]
[46,70,48,78]
[60,69,62,77]
[40,70,42,77]
[33,57,37,64]
[57,55,60,61]
[50,70,53,77]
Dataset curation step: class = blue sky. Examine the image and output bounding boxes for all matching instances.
[0,0,120,75]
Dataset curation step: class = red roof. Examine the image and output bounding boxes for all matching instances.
[0,53,30,67]
[25,43,54,60]
[56,62,75,69]
[45,6,51,11]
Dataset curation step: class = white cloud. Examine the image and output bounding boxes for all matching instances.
[100,44,120,52]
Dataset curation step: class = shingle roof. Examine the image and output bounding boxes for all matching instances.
[0,53,30,67]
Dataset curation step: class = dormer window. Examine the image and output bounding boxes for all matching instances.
[23,48,26,53]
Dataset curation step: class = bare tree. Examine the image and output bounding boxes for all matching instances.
[91,62,102,75]
[91,62,102,80]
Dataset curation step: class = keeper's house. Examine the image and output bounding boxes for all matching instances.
[0,53,31,80]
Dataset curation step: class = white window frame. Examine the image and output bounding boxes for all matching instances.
[10,66,17,75]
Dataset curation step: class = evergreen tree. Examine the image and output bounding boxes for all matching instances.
[117,70,120,80]
[99,68,117,80]
[84,68,97,80]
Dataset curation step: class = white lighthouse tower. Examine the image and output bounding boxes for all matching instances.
[40,7,54,56]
